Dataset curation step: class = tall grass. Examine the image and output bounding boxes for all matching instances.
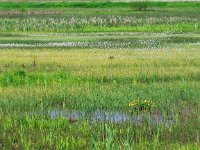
[0,49,199,149]
[0,49,200,109]
[0,16,200,33]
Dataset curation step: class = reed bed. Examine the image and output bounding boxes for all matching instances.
[0,15,200,33]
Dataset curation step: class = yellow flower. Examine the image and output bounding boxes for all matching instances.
[120,129,122,134]
[129,100,155,107]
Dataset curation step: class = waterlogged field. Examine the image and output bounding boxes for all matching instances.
[0,1,200,150]
[1,32,200,50]
[0,49,200,149]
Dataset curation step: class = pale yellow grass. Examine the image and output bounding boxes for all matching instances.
[0,48,200,78]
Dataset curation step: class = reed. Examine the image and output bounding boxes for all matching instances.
[0,16,200,33]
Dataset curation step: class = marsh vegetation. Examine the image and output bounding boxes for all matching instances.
[0,1,199,149]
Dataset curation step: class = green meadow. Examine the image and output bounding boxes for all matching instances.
[0,1,200,149]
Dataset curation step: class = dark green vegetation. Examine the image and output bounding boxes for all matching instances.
[0,1,200,149]
[1,1,200,10]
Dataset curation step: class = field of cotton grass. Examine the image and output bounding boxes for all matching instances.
[0,1,200,149]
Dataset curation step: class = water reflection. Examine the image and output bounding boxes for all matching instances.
[49,109,175,126]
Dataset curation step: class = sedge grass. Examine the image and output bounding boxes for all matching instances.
[0,48,199,149]
[0,2,200,147]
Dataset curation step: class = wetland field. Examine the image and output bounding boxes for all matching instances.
[0,1,200,149]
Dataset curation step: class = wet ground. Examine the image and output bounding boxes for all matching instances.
[35,108,176,127]
[1,32,200,50]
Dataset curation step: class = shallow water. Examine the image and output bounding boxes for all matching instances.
[45,109,175,127]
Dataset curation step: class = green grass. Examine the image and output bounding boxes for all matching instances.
[1,1,200,10]
[0,1,200,149]
[0,49,200,149]
[0,113,199,149]
[1,1,200,33]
